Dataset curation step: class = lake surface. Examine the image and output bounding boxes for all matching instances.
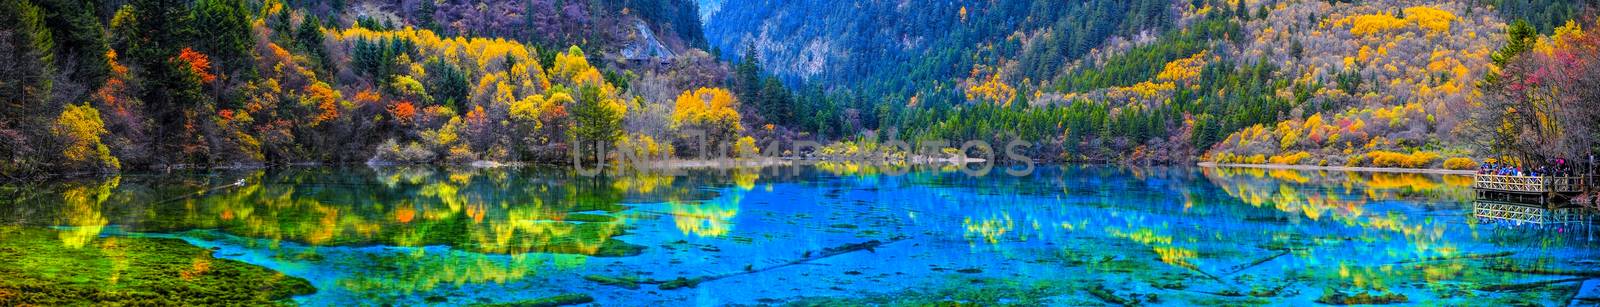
[3,164,1598,305]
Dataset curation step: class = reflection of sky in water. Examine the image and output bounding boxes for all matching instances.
[3,165,1598,305]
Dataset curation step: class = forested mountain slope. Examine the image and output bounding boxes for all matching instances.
[0,0,749,176]
[705,0,1174,91]
[706,0,1599,166]
[1,0,1594,176]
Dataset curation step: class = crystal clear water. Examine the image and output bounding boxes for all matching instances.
[3,165,1598,305]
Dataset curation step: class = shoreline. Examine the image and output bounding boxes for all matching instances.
[1198,162,1476,175]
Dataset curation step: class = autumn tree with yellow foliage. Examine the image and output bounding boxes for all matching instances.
[53,103,120,171]
[672,87,746,157]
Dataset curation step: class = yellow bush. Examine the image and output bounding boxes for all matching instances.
[1404,6,1456,34]
[1346,155,1367,167]
[1364,151,1440,168]
[1268,151,1312,165]
[1212,152,1233,163]
[1156,51,1207,83]
[1344,14,1406,36]
[1442,157,1477,170]
[617,133,668,160]
[1407,152,1440,168]
[735,136,760,158]
[1244,154,1267,164]
[1366,151,1405,167]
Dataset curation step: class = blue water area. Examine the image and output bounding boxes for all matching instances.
[4,164,1599,305]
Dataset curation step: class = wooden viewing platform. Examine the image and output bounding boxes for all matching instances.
[1471,174,1590,194]
[1473,174,1596,214]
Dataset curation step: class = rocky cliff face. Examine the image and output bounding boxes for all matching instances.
[622,20,677,61]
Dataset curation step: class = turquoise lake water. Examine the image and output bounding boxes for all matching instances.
[3,164,1598,305]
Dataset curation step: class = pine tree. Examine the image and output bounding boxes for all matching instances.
[37,0,109,90]
[570,84,624,162]
[192,0,250,75]
[424,58,468,108]
[296,15,329,71]
[0,0,57,124]
[128,0,206,166]
[416,0,437,33]
[759,77,790,125]
[0,0,58,171]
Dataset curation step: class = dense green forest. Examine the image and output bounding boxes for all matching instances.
[1,0,1598,177]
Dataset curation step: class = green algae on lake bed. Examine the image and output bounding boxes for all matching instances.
[0,226,314,305]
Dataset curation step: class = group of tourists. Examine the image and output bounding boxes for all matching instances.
[1478,158,1578,177]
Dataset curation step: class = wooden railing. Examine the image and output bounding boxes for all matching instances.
[1472,175,1590,194]
[1473,200,1597,225]
[1548,176,1590,193]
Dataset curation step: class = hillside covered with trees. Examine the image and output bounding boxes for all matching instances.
[0,0,753,177]
[705,0,1600,167]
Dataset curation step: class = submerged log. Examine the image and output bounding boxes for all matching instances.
[481,293,594,307]
[1395,251,1514,264]
[1088,284,1134,306]
[1477,277,1589,292]
[1487,264,1600,277]
[1223,250,1290,276]
[590,236,911,291]
[657,277,702,290]
[583,275,640,290]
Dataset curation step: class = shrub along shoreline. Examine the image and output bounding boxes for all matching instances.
[1198,161,1476,175]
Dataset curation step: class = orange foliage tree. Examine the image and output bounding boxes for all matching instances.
[176,47,217,84]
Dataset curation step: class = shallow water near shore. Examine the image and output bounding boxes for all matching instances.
[2,164,1598,305]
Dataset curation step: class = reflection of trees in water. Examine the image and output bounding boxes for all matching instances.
[1204,167,1472,223]
[1202,167,1467,248]
[962,212,1013,245]
[56,177,118,248]
[333,250,579,294]
[7,166,781,257]
[1198,167,1572,294]
[935,166,1517,299]
[666,168,759,238]
[669,198,740,237]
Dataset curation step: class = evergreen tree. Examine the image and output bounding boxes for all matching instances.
[759,77,792,125]
[570,84,624,162]
[415,0,437,32]
[0,0,56,120]
[424,58,468,108]
[36,0,109,91]
[192,0,251,75]
[0,0,58,169]
[128,0,207,165]
[296,14,329,71]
